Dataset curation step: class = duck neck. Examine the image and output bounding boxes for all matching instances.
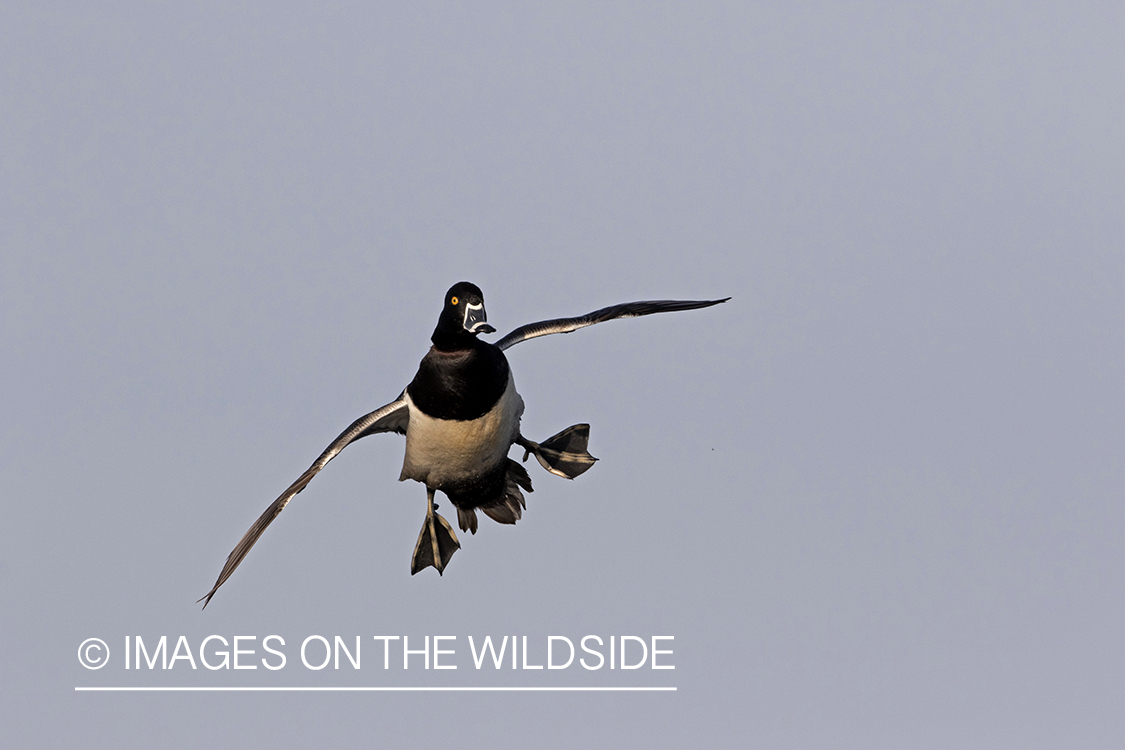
[431,327,475,352]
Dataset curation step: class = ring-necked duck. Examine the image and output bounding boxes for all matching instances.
[200,282,727,606]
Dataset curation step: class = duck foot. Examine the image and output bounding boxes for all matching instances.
[411,488,460,575]
[517,424,598,479]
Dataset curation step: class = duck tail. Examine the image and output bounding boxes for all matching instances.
[480,459,532,525]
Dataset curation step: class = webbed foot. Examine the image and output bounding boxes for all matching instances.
[411,488,460,575]
[517,424,598,479]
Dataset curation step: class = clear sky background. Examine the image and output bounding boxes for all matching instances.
[2,2,1122,748]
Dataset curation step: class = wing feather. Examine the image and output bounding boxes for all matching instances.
[199,394,409,608]
[494,298,729,351]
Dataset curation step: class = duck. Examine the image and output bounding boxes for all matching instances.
[200,282,727,607]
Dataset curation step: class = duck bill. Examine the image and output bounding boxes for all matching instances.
[463,302,495,334]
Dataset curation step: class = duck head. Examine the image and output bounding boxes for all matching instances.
[431,281,496,349]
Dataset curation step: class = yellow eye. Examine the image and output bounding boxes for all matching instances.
[451,296,459,305]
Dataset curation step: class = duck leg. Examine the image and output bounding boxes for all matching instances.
[516,424,598,479]
[411,487,460,575]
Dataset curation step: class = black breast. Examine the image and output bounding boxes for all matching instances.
[407,340,510,421]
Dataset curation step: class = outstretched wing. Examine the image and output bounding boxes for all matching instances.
[199,394,409,608]
[494,298,729,351]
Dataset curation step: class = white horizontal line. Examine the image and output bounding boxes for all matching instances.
[75,686,676,692]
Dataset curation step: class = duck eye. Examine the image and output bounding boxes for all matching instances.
[451,296,459,305]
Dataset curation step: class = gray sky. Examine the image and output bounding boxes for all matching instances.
[2,2,1122,747]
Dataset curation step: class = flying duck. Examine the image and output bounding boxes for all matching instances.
[200,283,727,607]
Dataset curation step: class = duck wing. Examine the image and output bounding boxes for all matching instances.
[199,394,409,608]
[494,298,729,351]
